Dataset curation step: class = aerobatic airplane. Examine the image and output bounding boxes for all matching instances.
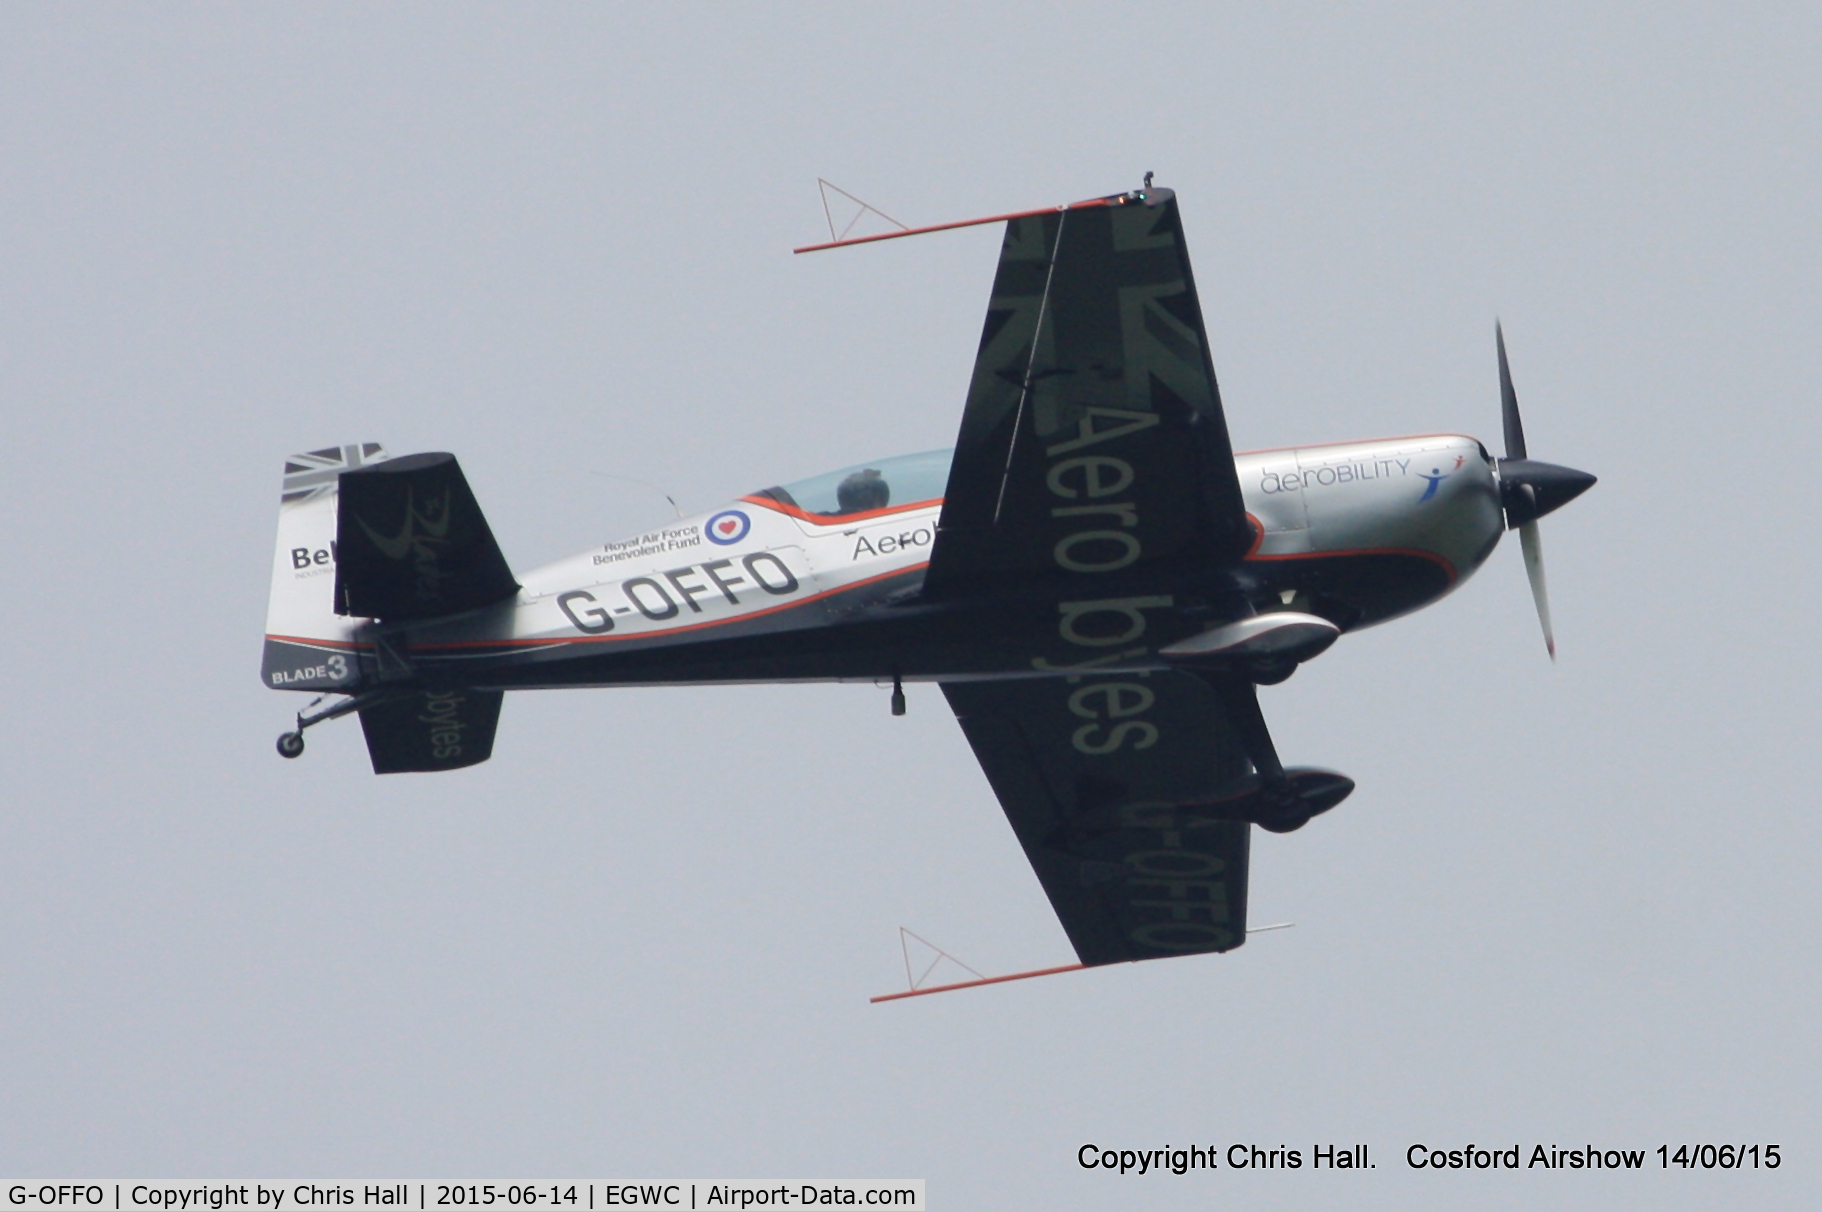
[262,184,1593,972]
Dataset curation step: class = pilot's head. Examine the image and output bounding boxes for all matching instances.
[836,468,889,513]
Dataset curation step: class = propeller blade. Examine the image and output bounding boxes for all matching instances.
[1497,321,1527,460]
[1518,520,1555,661]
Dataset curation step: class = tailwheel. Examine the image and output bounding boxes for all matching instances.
[272,689,396,761]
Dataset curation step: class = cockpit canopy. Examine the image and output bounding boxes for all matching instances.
[754,448,952,519]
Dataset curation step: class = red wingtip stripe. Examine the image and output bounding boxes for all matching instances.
[869,962,1087,1003]
[794,196,1119,254]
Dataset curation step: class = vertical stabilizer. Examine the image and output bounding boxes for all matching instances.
[262,443,389,691]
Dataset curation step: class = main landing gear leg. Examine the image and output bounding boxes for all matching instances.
[1205,674,1288,787]
[275,690,395,760]
[1198,673,1342,834]
[890,671,906,717]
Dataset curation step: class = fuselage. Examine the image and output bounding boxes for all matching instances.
[390,434,1505,692]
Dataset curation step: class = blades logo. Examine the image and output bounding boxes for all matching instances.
[356,487,454,603]
[705,509,751,546]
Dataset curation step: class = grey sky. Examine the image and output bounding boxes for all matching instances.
[2,4,1817,1207]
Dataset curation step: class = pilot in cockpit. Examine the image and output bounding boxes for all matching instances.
[835,468,889,514]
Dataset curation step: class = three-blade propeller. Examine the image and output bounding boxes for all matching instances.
[1494,323,1596,660]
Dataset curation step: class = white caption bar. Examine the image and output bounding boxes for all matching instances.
[3,1186,924,1212]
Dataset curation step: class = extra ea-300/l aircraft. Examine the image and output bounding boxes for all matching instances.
[262,185,1593,974]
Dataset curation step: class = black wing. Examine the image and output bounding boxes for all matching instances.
[942,671,1252,966]
[926,190,1251,594]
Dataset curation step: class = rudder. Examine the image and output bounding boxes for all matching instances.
[263,443,389,693]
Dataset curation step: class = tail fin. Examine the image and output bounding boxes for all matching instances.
[334,452,519,621]
[262,443,389,692]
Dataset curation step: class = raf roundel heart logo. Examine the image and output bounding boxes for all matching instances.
[705,509,751,546]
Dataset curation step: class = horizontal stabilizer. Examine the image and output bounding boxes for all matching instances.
[335,453,519,621]
[359,688,503,774]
